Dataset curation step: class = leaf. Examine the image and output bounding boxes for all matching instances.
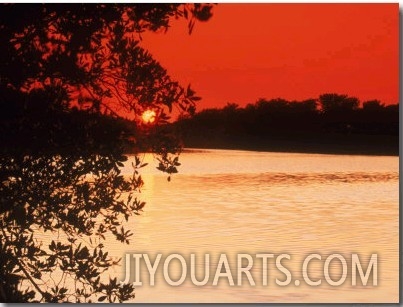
[188,19,195,35]
[98,296,107,302]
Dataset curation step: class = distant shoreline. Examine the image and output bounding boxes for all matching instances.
[183,145,399,156]
[182,133,399,157]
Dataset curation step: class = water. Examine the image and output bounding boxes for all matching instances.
[113,149,398,303]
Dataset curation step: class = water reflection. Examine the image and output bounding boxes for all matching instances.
[185,171,399,186]
[114,150,398,303]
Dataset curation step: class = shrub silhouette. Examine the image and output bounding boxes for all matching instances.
[0,3,212,302]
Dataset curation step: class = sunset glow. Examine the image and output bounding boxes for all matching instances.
[140,4,399,109]
[0,3,399,304]
[141,110,156,124]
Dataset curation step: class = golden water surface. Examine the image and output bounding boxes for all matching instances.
[108,149,399,303]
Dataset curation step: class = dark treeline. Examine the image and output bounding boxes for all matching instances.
[175,93,399,155]
[0,86,170,157]
[0,3,214,302]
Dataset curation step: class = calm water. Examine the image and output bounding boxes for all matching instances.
[111,149,399,303]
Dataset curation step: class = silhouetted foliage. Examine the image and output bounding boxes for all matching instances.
[319,93,359,113]
[362,100,384,111]
[0,3,213,302]
[176,94,398,155]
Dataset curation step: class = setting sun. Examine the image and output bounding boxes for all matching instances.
[141,110,156,124]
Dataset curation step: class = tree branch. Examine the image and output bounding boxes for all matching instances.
[0,225,46,302]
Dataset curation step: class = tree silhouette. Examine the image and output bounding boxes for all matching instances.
[362,99,384,111]
[0,3,212,302]
[319,93,359,113]
[176,94,398,154]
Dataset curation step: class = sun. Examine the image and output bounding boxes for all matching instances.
[141,109,156,124]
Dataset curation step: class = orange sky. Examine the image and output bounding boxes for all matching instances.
[140,3,399,110]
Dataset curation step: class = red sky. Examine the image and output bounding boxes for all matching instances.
[140,3,399,110]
